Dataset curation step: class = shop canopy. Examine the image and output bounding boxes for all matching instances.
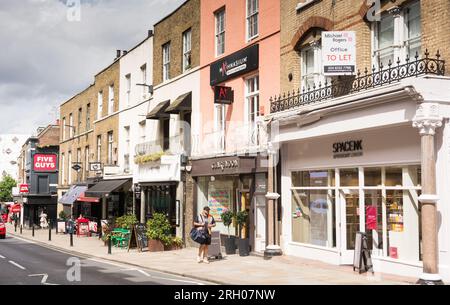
[146,100,171,120]
[84,179,130,198]
[165,92,192,114]
[58,185,88,205]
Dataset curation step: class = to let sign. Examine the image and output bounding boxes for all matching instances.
[322,31,356,75]
[33,154,57,172]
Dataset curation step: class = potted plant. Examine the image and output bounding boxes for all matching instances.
[57,211,68,234]
[221,209,236,255]
[165,236,184,251]
[236,210,250,256]
[114,214,137,230]
[146,213,172,252]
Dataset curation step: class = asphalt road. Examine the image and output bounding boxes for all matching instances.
[0,236,212,285]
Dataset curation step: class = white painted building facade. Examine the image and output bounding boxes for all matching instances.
[269,76,450,282]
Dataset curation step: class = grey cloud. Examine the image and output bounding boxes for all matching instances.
[0,0,184,134]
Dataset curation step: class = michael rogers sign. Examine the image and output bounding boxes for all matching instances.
[322,31,356,75]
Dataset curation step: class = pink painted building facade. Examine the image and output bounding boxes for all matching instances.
[189,0,280,254]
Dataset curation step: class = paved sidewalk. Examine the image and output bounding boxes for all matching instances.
[5,223,416,285]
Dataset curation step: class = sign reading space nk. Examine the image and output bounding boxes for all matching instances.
[322,31,356,75]
[33,154,57,172]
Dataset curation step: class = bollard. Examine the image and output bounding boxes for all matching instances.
[108,235,112,255]
[56,221,58,235]
[48,221,52,241]
[32,225,35,237]
[15,223,17,232]
[70,233,73,247]
[20,225,22,235]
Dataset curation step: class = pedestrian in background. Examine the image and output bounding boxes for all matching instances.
[193,206,216,264]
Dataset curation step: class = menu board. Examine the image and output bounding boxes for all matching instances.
[208,189,231,222]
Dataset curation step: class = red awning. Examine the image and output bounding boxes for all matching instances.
[11,204,21,213]
[77,193,100,203]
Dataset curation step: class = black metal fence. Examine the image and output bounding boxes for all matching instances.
[270,50,446,113]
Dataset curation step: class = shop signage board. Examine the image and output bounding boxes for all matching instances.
[128,223,148,252]
[210,44,259,86]
[322,31,356,75]
[366,206,377,230]
[333,139,363,159]
[353,232,374,274]
[19,184,29,194]
[89,162,102,172]
[33,154,57,172]
[214,86,234,104]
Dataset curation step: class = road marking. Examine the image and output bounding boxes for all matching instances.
[29,274,59,285]
[0,254,5,259]
[137,269,151,277]
[9,260,26,270]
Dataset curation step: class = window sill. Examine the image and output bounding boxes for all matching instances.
[296,0,321,12]
[247,34,259,43]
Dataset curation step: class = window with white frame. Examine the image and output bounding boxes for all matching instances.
[246,0,259,40]
[300,41,326,90]
[107,131,113,165]
[215,8,226,56]
[139,121,146,143]
[124,126,130,173]
[162,43,171,81]
[68,151,72,185]
[85,146,89,179]
[97,91,103,119]
[108,84,114,114]
[61,153,65,185]
[97,135,101,162]
[69,113,73,138]
[125,74,131,107]
[62,117,66,141]
[215,104,226,151]
[183,29,192,72]
[245,75,260,145]
[76,148,81,182]
[141,64,147,98]
[373,1,421,67]
[86,103,91,130]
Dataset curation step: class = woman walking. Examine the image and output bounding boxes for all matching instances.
[193,206,216,263]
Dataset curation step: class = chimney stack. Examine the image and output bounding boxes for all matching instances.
[148,30,154,37]
[116,50,121,58]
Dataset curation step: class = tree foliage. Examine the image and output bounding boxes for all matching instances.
[0,174,17,203]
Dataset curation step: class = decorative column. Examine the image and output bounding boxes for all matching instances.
[412,103,444,285]
[140,187,146,224]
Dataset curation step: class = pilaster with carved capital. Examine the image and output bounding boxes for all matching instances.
[412,103,443,136]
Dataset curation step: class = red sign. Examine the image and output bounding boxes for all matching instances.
[19,184,29,194]
[214,86,234,104]
[11,204,21,213]
[33,154,57,172]
[366,206,377,230]
[389,247,398,259]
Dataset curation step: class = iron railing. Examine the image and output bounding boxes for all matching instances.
[270,50,445,113]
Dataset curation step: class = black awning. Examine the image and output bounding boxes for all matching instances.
[58,185,88,205]
[147,100,171,120]
[165,92,192,114]
[84,179,131,198]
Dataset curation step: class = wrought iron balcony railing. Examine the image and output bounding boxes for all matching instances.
[270,50,445,114]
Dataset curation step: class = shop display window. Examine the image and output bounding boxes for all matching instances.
[340,168,359,187]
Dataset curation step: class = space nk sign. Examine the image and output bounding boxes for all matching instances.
[322,31,356,75]
[33,154,57,172]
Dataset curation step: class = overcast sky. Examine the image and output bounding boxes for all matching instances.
[0,0,184,134]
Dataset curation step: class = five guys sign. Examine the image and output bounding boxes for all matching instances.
[33,154,57,172]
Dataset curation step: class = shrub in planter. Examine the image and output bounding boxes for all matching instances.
[235,210,250,257]
[146,213,172,252]
[114,214,138,230]
[221,209,236,255]
[164,237,183,251]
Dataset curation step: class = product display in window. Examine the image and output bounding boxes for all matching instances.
[387,193,404,232]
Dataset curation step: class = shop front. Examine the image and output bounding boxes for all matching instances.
[84,179,132,222]
[191,155,268,253]
[281,125,426,276]
[22,196,57,228]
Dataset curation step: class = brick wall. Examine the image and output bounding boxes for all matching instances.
[280,0,450,95]
[38,126,60,148]
[153,0,201,86]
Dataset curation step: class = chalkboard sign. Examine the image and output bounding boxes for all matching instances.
[353,232,374,274]
[128,223,148,252]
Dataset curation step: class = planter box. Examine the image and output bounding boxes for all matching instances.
[148,239,165,252]
[224,236,237,255]
[164,244,182,251]
[238,238,250,256]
